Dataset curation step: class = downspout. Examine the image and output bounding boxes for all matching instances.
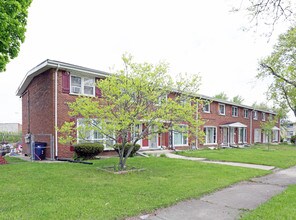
[54,65,60,158]
[250,110,253,145]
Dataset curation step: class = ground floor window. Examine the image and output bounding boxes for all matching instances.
[77,119,114,149]
[173,125,188,146]
[254,129,261,143]
[273,130,279,142]
[204,126,217,144]
[238,127,247,143]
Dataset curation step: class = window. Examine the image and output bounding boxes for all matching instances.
[219,104,225,115]
[244,109,249,118]
[71,75,95,96]
[77,119,114,149]
[204,127,217,144]
[273,130,279,142]
[253,111,258,120]
[173,125,188,146]
[262,112,266,121]
[254,129,261,143]
[238,127,247,143]
[203,102,210,113]
[232,106,238,117]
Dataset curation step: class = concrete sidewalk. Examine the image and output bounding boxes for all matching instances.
[129,166,296,220]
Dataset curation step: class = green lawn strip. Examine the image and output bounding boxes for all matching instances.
[241,185,296,220]
[178,145,296,168]
[0,157,269,220]
[4,156,28,163]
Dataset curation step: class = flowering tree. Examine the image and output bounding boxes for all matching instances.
[59,54,204,170]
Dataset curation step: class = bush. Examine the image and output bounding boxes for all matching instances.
[73,143,104,160]
[291,135,296,144]
[113,143,140,157]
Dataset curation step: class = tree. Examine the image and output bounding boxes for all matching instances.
[252,102,271,111]
[260,118,277,150]
[213,92,228,101]
[231,95,244,104]
[0,0,32,72]
[257,26,296,117]
[232,0,295,36]
[59,54,204,170]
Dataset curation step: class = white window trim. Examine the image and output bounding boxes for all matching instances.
[253,111,258,120]
[232,106,238,117]
[238,127,247,144]
[173,125,188,146]
[204,126,217,145]
[76,118,114,150]
[262,112,266,121]
[70,75,95,97]
[244,109,249,119]
[219,103,225,115]
[203,103,210,113]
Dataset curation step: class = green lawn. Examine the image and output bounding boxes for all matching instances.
[241,185,296,220]
[0,156,268,220]
[178,144,296,168]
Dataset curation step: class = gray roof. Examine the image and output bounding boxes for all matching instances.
[16,59,275,115]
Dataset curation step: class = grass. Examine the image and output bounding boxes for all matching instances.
[241,185,296,220]
[178,144,296,168]
[0,156,268,220]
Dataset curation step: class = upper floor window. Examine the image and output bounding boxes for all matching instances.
[262,112,266,121]
[253,111,258,120]
[203,102,210,113]
[71,75,95,96]
[232,106,238,117]
[219,103,225,115]
[244,109,249,118]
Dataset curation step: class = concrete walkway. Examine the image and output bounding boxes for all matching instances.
[165,152,275,170]
[129,166,296,220]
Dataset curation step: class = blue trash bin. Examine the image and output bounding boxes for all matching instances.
[34,142,47,160]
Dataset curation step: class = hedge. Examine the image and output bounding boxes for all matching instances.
[113,143,140,157]
[73,143,104,160]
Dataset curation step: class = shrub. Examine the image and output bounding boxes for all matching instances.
[113,143,140,157]
[291,135,296,144]
[73,143,104,160]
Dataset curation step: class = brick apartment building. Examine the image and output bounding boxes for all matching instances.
[16,60,280,159]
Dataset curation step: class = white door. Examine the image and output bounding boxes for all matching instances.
[222,128,228,145]
[149,126,158,148]
[230,128,235,144]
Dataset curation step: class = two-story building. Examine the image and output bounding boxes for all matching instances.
[16,60,280,159]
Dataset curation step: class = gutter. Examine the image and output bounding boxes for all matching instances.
[54,64,60,158]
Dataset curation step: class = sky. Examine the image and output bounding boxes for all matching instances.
[0,0,291,123]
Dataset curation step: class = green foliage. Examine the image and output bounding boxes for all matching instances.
[290,135,296,144]
[73,143,104,160]
[113,143,140,157]
[258,26,296,117]
[231,95,244,104]
[60,54,204,170]
[213,92,228,101]
[0,131,21,143]
[0,0,32,71]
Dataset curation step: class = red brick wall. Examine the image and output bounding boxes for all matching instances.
[21,70,54,156]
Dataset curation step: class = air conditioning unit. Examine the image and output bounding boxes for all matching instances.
[72,87,81,94]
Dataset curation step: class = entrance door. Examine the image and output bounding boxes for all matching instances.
[222,128,228,145]
[230,128,235,144]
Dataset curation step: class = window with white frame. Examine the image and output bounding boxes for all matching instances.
[254,128,261,143]
[204,127,217,144]
[77,119,114,149]
[219,104,225,115]
[262,112,266,121]
[173,125,188,146]
[203,102,210,113]
[253,111,258,120]
[71,75,95,96]
[273,130,279,142]
[244,109,249,118]
[232,106,238,117]
[238,127,247,143]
